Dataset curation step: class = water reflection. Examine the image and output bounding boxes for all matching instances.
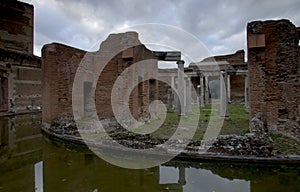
[0,114,300,192]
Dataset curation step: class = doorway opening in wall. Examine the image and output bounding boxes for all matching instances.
[83,81,93,117]
[0,76,8,112]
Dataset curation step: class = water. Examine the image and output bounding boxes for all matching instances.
[0,114,299,192]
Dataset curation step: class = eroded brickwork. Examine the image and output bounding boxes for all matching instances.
[230,75,245,103]
[42,32,159,125]
[0,1,41,113]
[0,0,33,54]
[247,19,300,139]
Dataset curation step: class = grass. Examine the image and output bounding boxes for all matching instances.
[141,103,250,141]
[77,104,300,155]
[271,134,300,155]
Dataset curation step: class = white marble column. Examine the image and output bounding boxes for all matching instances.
[177,60,185,116]
[186,77,192,114]
[220,71,229,117]
[227,75,231,103]
[204,76,209,104]
[199,76,205,107]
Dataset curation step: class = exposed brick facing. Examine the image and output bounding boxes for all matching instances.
[0,0,33,54]
[247,19,300,139]
[42,33,159,125]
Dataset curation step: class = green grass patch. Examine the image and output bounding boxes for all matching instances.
[271,134,300,155]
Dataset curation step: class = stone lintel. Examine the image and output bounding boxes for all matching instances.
[153,51,181,61]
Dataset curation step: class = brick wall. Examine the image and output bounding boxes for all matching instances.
[42,32,158,125]
[247,19,300,139]
[230,75,245,103]
[201,50,245,65]
[0,0,33,54]
[0,0,41,113]
[42,43,86,124]
[0,48,41,112]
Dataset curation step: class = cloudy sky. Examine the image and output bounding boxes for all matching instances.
[23,0,300,66]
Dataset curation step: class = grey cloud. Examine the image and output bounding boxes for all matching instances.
[24,0,300,60]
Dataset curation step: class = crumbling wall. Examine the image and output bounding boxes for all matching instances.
[0,0,33,54]
[0,0,41,113]
[230,75,245,103]
[42,32,158,126]
[247,19,300,139]
[42,43,85,124]
[0,47,41,112]
[200,50,245,65]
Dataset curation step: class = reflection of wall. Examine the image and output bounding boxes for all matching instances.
[0,114,42,157]
[251,172,300,192]
[42,147,166,192]
[0,114,42,192]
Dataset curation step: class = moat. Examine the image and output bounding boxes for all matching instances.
[1,114,300,192]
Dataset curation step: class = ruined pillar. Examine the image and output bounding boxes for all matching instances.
[186,77,192,114]
[204,76,209,104]
[177,60,185,116]
[167,76,175,111]
[199,76,205,107]
[220,71,229,117]
[174,78,178,112]
[247,19,300,134]
[227,75,231,103]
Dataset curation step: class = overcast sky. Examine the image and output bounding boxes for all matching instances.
[23,0,300,66]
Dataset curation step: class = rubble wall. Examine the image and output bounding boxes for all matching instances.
[247,19,300,139]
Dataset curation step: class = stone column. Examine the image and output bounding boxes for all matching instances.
[199,76,205,107]
[177,60,185,116]
[167,88,173,111]
[178,167,186,185]
[220,71,229,117]
[174,78,178,112]
[168,75,175,110]
[186,77,192,114]
[204,76,209,104]
[227,75,231,103]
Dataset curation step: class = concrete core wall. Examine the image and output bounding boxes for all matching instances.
[247,19,300,139]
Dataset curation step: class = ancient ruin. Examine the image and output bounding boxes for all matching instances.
[247,19,300,140]
[42,32,182,131]
[0,0,299,158]
[0,0,41,113]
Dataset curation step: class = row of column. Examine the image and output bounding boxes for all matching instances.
[168,64,249,117]
[167,61,192,116]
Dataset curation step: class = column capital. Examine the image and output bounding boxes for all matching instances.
[176,60,185,65]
